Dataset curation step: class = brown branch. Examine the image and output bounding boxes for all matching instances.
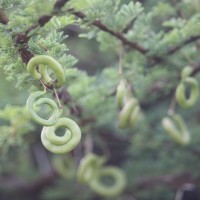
[67,9,200,66]
[171,0,184,18]
[68,9,200,58]
[6,0,198,67]
[3,0,199,67]
[191,61,200,76]
[0,172,57,194]
[122,18,137,34]
[54,0,69,10]
[14,0,70,64]
[167,36,200,55]
[26,0,70,34]
[147,35,200,67]
[132,172,194,192]
[0,8,8,24]
[65,8,200,66]
[67,9,148,54]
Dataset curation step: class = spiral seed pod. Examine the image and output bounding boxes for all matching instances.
[89,167,126,197]
[175,66,199,108]
[116,79,127,109]
[116,79,141,129]
[41,118,81,154]
[181,66,193,80]
[77,153,127,197]
[27,55,65,87]
[119,98,141,128]
[175,77,199,108]
[162,114,190,145]
[52,155,76,179]
[77,153,106,183]
[26,91,60,126]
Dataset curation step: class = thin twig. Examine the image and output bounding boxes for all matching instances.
[84,131,93,155]
[53,88,63,109]
[32,143,53,176]
[131,172,193,192]
[0,8,8,24]
[167,92,177,116]
[118,44,124,78]
[40,80,48,92]
[167,36,200,55]
[99,137,111,160]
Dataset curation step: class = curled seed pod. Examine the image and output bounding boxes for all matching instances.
[175,77,199,108]
[26,91,60,126]
[27,55,65,87]
[89,167,126,197]
[119,98,141,128]
[116,79,127,109]
[52,155,76,179]
[39,64,52,84]
[161,114,190,145]
[181,66,193,80]
[77,153,106,183]
[41,118,81,154]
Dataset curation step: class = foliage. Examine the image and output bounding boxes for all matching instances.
[0,0,200,199]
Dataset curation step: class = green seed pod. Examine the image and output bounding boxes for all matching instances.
[129,105,141,128]
[181,66,192,80]
[161,114,190,145]
[41,118,81,154]
[77,153,127,197]
[175,77,199,108]
[116,79,127,109]
[52,155,76,180]
[118,98,139,128]
[89,167,126,197]
[77,153,106,183]
[26,91,60,126]
[27,55,65,87]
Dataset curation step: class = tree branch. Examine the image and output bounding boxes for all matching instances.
[0,172,57,194]
[191,61,200,76]
[166,35,200,55]
[0,8,8,24]
[171,0,185,18]
[14,0,70,64]
[67,9,148,54]
[147,35,200,67]
[132,172,194,192]
[67,9,200,66]
[122,18,137,34]
[54,0,69,10]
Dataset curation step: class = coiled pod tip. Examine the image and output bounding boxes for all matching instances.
[162,114,190,145]
[116,79,127,108]
[27,55,65,88]
[181,66,192,80]
[175,77,199,108]
[26,91,60,126]
[118,97,139,129]
[77,153,126,197]
[41,118,81,154]
[89,167,126,197]
[77,153,105,183]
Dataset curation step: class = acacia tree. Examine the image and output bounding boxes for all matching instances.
[0,0,200,199]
